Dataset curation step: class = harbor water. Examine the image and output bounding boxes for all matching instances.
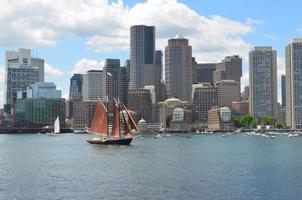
[1,133,302,200]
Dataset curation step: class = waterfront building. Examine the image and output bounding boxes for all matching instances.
[158,98,191,129]
[165,35,193,103]
[69,74,83,101]
[249,46,278,119]
[192,83,218,126]
[15,98,65,127]
[127,89,153,123]
[82,70,103,101]
[129,25,155,89]
[196,63,216,84]
[281,75,286,108]
[286,39,302,129]
[170,108,193,131]
[4,48,44,114]
[24,82,61,99]
[72,101,97,130]
[216,80,240,107]
[231,101,249,115]
[208,107,234,131]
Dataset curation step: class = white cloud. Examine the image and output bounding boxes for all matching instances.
[70,58,104,74]
[45,63,63,76]
[0,0,257,63]
[246,17,266,25]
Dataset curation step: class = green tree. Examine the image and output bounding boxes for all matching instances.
[239,115,256,128]
[232,116,241,128]
[260,115,275,125]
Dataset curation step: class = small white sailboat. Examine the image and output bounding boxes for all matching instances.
[48,116,60,136]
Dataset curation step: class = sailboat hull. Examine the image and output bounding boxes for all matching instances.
[87,137,133,145]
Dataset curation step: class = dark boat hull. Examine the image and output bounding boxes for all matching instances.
[87,137,133,145]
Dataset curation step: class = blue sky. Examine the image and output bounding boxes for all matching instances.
[0,0,301,107]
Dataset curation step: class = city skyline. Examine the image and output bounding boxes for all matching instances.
[0,0,302,108]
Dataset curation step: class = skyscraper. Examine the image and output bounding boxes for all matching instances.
[129,25,155,89]
[103,59,128,105]
[286,39,302,129]
[216,55,242,84]
[196,63,217,83]
[69,74,83,101]
[249,47,277,119]
[165,35,193,103]
[4,48,44,114]
[281,74,286,108]
[103,59,121,102]
[82,70,103,101]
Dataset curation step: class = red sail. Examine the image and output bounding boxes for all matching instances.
[111,99,120,138]
[123,104,139,131]
[89,100,108,136]
[122,112,132,138]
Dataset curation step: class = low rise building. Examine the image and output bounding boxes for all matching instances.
[231,101,249,115]
[15,98,65,128]
[208,107,234,132]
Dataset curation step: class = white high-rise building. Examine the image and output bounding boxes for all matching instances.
[286,39,302,129]
[82,70,103,101]
[249,46,277,119]
[4,48,44,114]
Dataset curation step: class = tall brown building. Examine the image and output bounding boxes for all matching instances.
[192,83,218,125]
[165,35,192,103]
[216,80,240,106]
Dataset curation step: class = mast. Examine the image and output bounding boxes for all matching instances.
[123,104,139,131]
[111,98,121,138]
[122,112,132,138]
